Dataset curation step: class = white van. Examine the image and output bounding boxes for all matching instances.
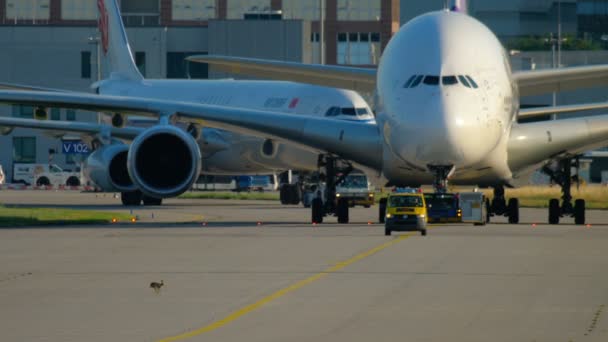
[13,163,83,186]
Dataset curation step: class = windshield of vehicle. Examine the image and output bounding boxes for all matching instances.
[340,175,367,188]
[388,195,423,208]
[424,194,457,209]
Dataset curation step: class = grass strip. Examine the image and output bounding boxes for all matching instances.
[180,191,280,201]
[0,206,132,227]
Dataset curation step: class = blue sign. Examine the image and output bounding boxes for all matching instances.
[62,141,90,155]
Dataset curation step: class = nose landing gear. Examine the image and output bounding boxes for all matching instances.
[428,165,454,193]
[542,158,585,225]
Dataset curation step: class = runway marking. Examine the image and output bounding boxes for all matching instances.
[158,234,413,341]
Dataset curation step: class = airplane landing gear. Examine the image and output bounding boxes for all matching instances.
[312,155,352,224]
[488,185,519,223]
[542,158,585,225]
[428,165,454,193]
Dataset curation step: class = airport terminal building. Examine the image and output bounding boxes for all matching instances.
[0,0,399,181]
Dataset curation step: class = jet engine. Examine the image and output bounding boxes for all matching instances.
[84,144,136,192]
[127,125,202,198]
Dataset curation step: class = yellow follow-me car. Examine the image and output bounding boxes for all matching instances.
[384,189,428,236]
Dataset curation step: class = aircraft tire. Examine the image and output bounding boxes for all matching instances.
[290,185,301,205]
[574,199,586,225]
[279,185,289,205]
[421,229,427,236]
[485,198,491,223]
[311,198,323,224]
[507,198,519,224]
[337,197,349,224]
[548,198,560,224]
[379,198,387,223]
[384,226,391,236]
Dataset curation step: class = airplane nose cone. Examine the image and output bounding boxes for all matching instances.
[391,92,498,168]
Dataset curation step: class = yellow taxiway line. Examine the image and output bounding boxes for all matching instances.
[158,233,413,341]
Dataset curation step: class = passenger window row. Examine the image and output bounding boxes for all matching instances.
[404,75,479,89]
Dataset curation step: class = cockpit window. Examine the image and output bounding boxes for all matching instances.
[423,76,440,86]
[356,108,369,115]
[325,106,340,117]
[442,76,458,86]
[341,107,356,116]
[465,75,479,88]
[458,75,471,88]
[404,75,417,88]
[410,75,424,88]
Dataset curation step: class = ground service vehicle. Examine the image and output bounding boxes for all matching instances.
[235,175,271,192]
[459,191,488,225]
[424,193,462,223]
[385,189,428,236]
[335,172,375,207]
[13,163,82,186]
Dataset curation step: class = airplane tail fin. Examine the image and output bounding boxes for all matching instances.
[97,0,143,81]
[450,0,468,14]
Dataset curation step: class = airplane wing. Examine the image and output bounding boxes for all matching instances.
[514,65,608,97]
[0,116,143,140]
[187,55,377,93]
[518,101,608,120]
[508,114,608,176]
[0,81,73,92]
[0,90,383,170]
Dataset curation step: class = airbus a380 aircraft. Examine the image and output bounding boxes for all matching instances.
[0,0,374,206]
[1,0,608,225]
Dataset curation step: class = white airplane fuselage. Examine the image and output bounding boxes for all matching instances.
[98,79,375,175]
[377,10,519,186]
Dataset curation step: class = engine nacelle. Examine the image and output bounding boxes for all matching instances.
[127,125,202,198]
[84,144,136,192]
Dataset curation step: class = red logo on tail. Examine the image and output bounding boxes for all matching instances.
[97,0,109,55]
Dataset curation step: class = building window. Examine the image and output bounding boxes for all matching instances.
[12,105,33,119]
[167,52,209,79]
[282,0,320,20]
[337,0,381,21]
[51,108,61,120]
[121,0,158,13]
[81,51,91,79]
[311,33,321,64]
[172,0,217,21]
[135,52,146,77]
[13,137,36,163]
[62,0,97,20]
[227,0,271,19]
[120,0,159,25]
[6,0,50,21]
[66,110,76,121]
[337,32,380,65]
